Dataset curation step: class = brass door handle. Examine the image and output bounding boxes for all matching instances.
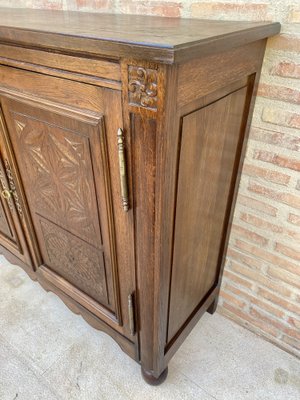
[117,128,129,212]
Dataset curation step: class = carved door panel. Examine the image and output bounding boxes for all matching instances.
[1,94,129,331]
[0,107,34,266]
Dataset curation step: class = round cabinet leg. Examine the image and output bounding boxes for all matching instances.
[141,367,168,386]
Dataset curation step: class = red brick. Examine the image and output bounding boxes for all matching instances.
[284,327,300,341]
[219,289,246,309]
[275,242,300,262]
[121,1,181,17]
[229,261,260,280]
[288,213,300,227]
[250,307,288,332]
[283,229,300,242]
[239,212,300,241]
[257,287,300,314]
[248,182,300,209]
[231,224,268,246]
[76,0,111,9]
[242,163,290,185]
[221,302,279,337]
[237,194,278,216]
[234,239,299,276]
[223,269,253,289]
[288,7,300,23]
[268,35,300,53]
[32,0,63,10]
[262,108,300,129]
[268,266,300,290]
[227,247,263,270]
[271,61,300,79]
[250,127,300,152]
[258,83,300,105]
[191,2,268,21]
[287,316,300,330]
[224,283,284,318]
[229,261,292,297]
[253,149,300,172]
[282,335,300,351]
[240,212,283,233]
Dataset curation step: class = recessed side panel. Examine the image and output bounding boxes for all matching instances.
[167,86,248,342]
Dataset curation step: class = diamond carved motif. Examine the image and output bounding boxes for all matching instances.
[40,219,108,305]
[13,116,100,246]
[128,66,158,110]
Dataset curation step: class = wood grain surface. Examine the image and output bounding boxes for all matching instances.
[0,9,280,384]
[0,8,280,63]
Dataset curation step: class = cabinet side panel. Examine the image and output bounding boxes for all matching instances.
[167,86,248,342]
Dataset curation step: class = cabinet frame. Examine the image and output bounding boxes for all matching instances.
[0,9,280,385]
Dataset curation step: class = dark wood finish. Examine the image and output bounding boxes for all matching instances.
[0,43,121,89]
[3,97,117,312]
[142,367,168,386]
[0,9,280,385]
[0,9,279,63]
[0,107,34,267]
[168,86,249,342]
[0,65,137,342]
[0,43,121,80]
[207,297,219,315]
[177,40,263,106]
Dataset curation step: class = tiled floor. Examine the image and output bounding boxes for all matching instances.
[0,255,299,400]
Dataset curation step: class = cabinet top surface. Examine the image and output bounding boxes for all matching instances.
[0,8,280,63]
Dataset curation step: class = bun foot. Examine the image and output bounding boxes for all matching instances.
[141,367,168,385]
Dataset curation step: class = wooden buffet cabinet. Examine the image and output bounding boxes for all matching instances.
[0,9,279,384]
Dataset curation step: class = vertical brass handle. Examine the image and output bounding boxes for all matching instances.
[117,128,129,212]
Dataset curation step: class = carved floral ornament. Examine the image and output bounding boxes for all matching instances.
[128,66,158,110]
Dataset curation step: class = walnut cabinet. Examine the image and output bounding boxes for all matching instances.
[0,9,280,384]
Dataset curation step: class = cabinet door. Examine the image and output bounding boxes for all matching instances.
[1,90,134,337]
[0,107,34,267]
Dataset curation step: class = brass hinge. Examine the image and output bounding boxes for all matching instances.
[128,293,136,336]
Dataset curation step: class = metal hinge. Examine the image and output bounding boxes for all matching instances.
[128,293,136,336]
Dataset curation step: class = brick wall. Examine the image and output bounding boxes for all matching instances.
[1,0,299,357]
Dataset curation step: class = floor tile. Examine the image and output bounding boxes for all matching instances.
[0,335,59,400]
[0,262,93,374]
[172,313,300,400]
[1,258,299,400]
[43,329,215,400]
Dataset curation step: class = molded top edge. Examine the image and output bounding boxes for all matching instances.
[0,8,281,63]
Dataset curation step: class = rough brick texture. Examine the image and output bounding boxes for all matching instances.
[1,0,299,358]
